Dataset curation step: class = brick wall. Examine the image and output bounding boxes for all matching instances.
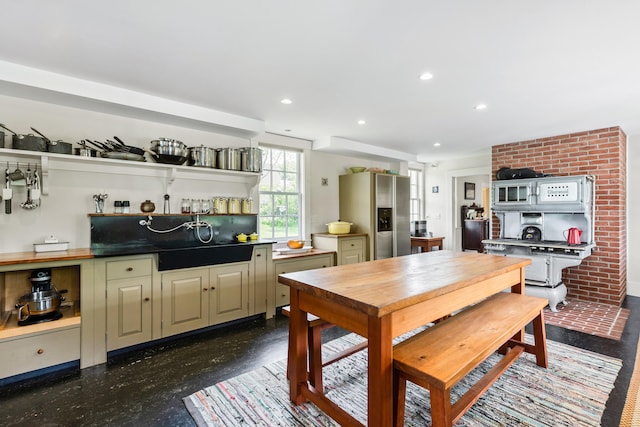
[492,127,627,306]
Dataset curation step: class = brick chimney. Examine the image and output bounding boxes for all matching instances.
[491,127,627,306]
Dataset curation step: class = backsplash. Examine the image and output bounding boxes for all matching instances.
[90,214,258,254]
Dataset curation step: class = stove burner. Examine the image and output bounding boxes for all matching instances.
[17,310,62,326]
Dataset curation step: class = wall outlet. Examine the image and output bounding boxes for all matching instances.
[321,178,328,186]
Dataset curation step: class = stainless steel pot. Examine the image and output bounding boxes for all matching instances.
[188,145,216,167]
[0,124,47,151]
[216,148,241,170]
[240,147,263,172]
[16,289,64,321]
[150,138,188,156]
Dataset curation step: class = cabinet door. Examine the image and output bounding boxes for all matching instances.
[252,246,269,315]
[106,276,152,351]
[161,269,209,337]
[274,255,334,307]
[210,263,249,324]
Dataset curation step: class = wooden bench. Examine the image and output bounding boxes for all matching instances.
[281,305,367,393]
[393,292,548,427]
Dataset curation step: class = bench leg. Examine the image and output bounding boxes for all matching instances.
[308,325,324,392]
[532,311,548,368]
[430,387,452,427]
[393,374,407,427]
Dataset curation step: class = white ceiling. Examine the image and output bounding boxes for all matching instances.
[0,1,639,161]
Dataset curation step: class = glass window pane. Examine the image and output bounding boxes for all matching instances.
[258,146,302,241]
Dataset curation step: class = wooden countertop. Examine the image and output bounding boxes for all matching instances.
[0,245,327,265]
[311,233,368,238]
[0,248,94,266]
[272,248,334,261]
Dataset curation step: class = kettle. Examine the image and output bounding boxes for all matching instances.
[565,228,582,245]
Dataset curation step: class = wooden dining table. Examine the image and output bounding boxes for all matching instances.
[278,250,531,426]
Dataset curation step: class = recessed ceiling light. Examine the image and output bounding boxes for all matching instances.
[357,120,366,125]
[284,129,292,132]
[419,72,433,81]
[474,104,487,110]
[281,98,292,105]
[433,142,441,147]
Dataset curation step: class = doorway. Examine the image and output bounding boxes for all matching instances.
[446,168,491,251]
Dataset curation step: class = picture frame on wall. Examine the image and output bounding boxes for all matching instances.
[464,182,475,200]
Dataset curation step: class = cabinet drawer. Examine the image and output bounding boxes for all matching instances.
[275,255,333,275]
[0,327,80,378]
[340,238,364,252]
[106,258,152,280]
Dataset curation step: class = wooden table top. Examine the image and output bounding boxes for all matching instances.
[279,250,531,318]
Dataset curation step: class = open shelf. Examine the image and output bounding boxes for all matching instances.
[0,148,261,194]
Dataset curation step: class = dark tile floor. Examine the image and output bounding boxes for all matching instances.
[1,296,639,427]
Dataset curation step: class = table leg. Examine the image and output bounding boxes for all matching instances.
[288,290,309,405]
[367,315,393,427]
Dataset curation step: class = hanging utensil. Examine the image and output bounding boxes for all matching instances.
[9,163,26,186]
[21,164,37,210]
[3,163,11,214]
[31,166,41,207]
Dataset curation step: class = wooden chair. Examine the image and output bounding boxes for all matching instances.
[281,305,367,393]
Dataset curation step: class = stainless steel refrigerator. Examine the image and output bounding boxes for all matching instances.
[339,172,410,260]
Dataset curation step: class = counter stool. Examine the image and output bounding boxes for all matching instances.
[281,305,367,393]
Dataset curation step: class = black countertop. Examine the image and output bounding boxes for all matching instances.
[90,239,274,258]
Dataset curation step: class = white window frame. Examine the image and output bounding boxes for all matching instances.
[409,166,425,222]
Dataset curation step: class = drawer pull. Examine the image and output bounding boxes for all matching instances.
[257,253,261,257]
[37,348,44,355]
[144,297,150,302]
[210,286,216,290]
[126,267,134,272]
[203,288,208,291]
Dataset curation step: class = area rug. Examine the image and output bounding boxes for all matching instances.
[184,333,622,426]
[620,334,640,426]
[544,300,630,340]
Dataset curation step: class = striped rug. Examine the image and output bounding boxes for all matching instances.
[184,333,621,426]
[620,335,640,426]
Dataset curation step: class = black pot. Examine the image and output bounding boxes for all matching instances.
[12,134,47,152]
[47,140,73,154]
[0,124,46,151]
[522,226,542,241]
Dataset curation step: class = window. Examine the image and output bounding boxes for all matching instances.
[409,168,423,222]
[259,146,302,240]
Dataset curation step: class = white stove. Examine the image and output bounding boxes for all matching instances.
[483,175,596,311]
